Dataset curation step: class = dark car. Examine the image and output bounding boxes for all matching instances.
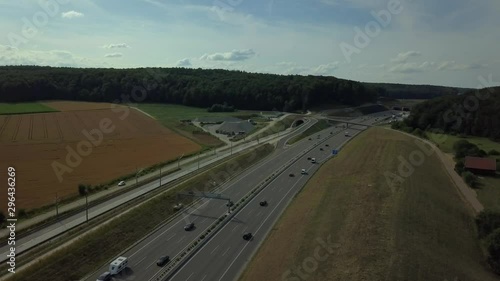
[320,148,324,151]
[289,173,295,177]
[184,222,194,231]
[307,157,311,160]
[260,200,267,206]
[96,272,111,281]
[325,144,329,147]
[308,138,312,140]
[243,232,253,240]
[156,256,170,267]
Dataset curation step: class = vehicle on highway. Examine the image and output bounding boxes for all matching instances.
[243,232,253,240]
[173,203,183,211]
[289,173,295,177]
[109,256,128,275]
[308,137,311,140]
[184,222,195,231]
[260,200,267,206]
[325,144,329,147]
[320,148,324,151]
[301,169,307,175]
[311,158,316,163]
[307,156,311,160]
[156,256,170,267]
[96,272,111,281]
[226,201,234,207]
[118,181,126,187]
[345,131,349,137]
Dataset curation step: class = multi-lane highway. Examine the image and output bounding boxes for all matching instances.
[84,117,321,281]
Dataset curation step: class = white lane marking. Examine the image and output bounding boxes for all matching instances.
[210,245,220,255]
[231,224,240,232]
[146,261,155,270]
[222,247,231,256]
[135,256,146,265]
[177,236,185,244]
[256,211,262,217]
[200,218,207,224]
[201,275,207,281]
[167,233,176,241]
[186,272,194,281]
[247,209,254,216]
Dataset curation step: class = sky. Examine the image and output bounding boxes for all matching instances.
[0,0,499,89]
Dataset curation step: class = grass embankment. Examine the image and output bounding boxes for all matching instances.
[135,103,256,147]
[287,119,331,144]
[0,102,58,114]
[253,115,300,139]
[240,128,497,281]
[427,132,500,210]
[7,144,274,281]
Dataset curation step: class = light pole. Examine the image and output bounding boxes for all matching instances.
[230,142,233,155]
[178,154,184,169]
[197,152,200,170]
[55,193,60,221]
[85,190,89,223]
[159,166,162,186]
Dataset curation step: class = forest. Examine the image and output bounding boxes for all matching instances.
[403,87,500,139]
[0,66,378,111]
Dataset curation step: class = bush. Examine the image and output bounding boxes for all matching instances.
[462,171,478,188]
[18,209,27,218]
[0,211,5,224]
[476,210,500,238]
[78,184,90,196]
[489,149,500,156]
[455,160,465,175]
[486,229,500,274]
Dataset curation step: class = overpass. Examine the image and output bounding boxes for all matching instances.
[323,117,374,128]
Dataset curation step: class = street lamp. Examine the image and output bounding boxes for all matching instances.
[178,154,184,169]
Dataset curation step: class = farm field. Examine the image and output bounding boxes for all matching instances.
[0,105,200,213]
[41,101,126,111]
[240,127,497,281]
[0,102,58,115]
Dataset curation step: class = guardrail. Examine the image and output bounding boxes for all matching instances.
[152,126,344,281]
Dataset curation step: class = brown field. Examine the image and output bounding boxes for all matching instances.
[41,101,126,111]
[0,107,200,212]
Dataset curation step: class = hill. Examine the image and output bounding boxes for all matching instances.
[239,127,497,281]
[365,82,468,99]
[404,87,500,139]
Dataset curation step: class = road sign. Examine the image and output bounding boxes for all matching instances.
[332,149,338,155]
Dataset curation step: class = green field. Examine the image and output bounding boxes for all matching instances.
[0,102,58,115]
[427,132,500,156]
[287,119,332,144]
[240,128,497,281]
[253,115,300,139]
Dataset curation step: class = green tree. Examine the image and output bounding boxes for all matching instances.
[486,228,500,274]
[476,210,500,238]
[462,171,478,188]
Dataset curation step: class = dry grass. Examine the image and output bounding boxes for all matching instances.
[240,127,498,281]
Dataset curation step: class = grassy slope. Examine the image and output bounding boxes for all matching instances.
[427,132,500,210]
[287,119,331,144]
[240,127,498,281]
[0,102,58,114]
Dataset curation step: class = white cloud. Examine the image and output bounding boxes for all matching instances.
[0,45,97,67]
[200,49,256,61]
[390,51,422,63]
[102,43,130,49]
[389,61,434,73]
[104,53,123,58]
[436,61,485,71]
[176,58,191,67]
[312,62,340,75]
[61,11,84,19]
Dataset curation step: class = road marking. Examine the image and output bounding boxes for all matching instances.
[201,275,207,281]
[200,218,207,224]
[186,272,194,281]
[177,236,185,244]
[210,245,220,255]
[167,233,176,241]
[146,261,155,270]
[231,224,239,232]
[247,209,254,216]
[135,256,146,265]
[256,211,262,217]
[222,247,231,256]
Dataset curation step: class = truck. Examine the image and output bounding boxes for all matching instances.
[109,256,128,275]
[311,158,316,163]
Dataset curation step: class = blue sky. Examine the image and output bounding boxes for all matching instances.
[0,0,499,88]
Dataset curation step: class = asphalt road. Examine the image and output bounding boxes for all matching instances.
[167,113,385,281]
[84,117,321,281]
[0,118,309,264]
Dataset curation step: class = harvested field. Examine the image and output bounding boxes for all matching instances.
[0,107,200,212]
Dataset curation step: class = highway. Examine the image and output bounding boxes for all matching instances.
[84,117,321,281]
[0,118,309,264]
[167,113,384,281]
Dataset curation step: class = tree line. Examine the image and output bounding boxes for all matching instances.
[403,87,500,140]
[0,66,380,111]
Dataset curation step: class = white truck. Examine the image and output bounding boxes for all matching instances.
[109,256,128,275]
[311,158,316,163]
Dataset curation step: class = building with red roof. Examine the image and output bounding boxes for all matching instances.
[464,156,497,175]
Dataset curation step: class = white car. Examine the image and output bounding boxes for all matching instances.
[118,181,126,186]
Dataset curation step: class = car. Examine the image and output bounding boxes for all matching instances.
[330,132,333,134]
[173,203,183,211]
[308,138,312,140]
[118,181,126,187]
[307,157,311,160]
[156,256,170,267]
[184,222,194,231]
[260,200,267,206]
[243,232,253,240]
[301,169,307,175]
[289,173,295,177]
[311,158,316,163]
[96,272,111,281]
[320,148,324,151]
[325,144,329,147]
[226,201,234,207]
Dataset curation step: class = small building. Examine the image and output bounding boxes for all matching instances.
[464,156,497,175]
[217,121,254,136]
